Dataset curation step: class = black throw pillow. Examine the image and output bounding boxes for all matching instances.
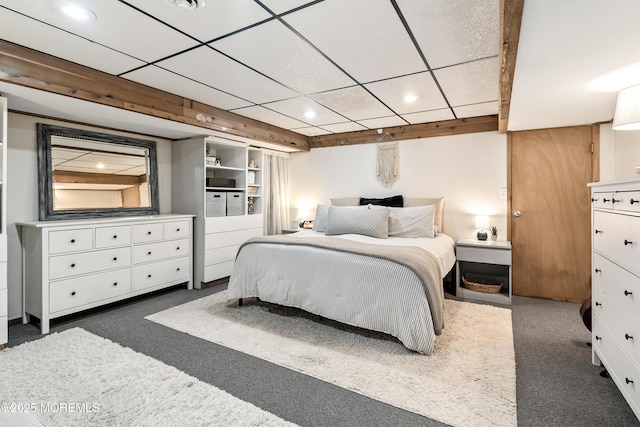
[359,195,404,207]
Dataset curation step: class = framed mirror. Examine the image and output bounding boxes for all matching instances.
[37,123,159,220]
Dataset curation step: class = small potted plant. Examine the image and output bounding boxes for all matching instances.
[490,226,498,241]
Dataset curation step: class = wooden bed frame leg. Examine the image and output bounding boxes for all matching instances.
[238,298,243,307]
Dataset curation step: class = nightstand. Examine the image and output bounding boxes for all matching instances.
[455,239,512,305]
[281,228,301,235]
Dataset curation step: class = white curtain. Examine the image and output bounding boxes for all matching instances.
[262,151,290,235]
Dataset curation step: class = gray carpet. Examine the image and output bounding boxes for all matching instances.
[8,284,640,426]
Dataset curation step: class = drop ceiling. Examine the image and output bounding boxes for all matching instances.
[0,0,637,143]
[0,0,499,138]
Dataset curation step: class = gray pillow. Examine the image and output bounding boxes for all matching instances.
[313,204,330,232]
[325,205,389,238]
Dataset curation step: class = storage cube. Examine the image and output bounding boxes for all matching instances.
[206,192,226,217]
[226,193,244,216]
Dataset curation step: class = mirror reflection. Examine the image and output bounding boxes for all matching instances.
[51,136,151,210]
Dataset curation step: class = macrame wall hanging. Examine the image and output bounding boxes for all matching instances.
[376,132,399,188]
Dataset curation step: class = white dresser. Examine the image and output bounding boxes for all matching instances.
[19,214,194,334]
[590,177,640,420]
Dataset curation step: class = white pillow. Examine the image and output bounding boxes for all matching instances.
[404,197,444,233]
[313,204,330,232]
[388,205,436,238]
[325,205,389,238]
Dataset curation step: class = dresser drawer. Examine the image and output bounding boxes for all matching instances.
[612,190,640,213]
[593,211,640,272]
[593,314,640,415]
[164,220,190,240]
[95,225,132,248]
[49,247,132,280]
[603,292,640,362]
[592,191,614,209]
[49,228,93,254]
[593,253,640,323]
[133,239,190,264]
[204,261,234,282]
[205,215,247,233]
[132,256,190,291]
[204,230,246,250]
[133,222,163,243]
[205,245,238,266]
[49,268,132,313]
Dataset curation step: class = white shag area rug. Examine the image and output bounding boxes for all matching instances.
[0,328,296,427]
[146,291,517,427]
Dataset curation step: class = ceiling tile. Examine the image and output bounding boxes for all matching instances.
[259,0,319,15]
[264,96,347,126]
[401,109,455,124]
[155,46,298,104]
[125,0,271,42]
[364,72,448,114]
[396,0,499,69]
[0,0,196,63]
[0,8,144,75]
[212,19,354,94]
[308,86,394,121]
[283,0,426,83]
[356,116,408,130]
[231,106,309,129]
[290,126,333,136]
[122,65,251,110]
[434,57,498,107]
[319,122,368,133]
[453,101,499,118]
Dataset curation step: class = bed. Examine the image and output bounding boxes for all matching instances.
[227,196,456,355]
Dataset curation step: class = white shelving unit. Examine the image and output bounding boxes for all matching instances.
[172,137,263,288]
[0,97,7,347]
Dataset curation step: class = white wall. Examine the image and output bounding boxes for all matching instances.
[599,123,640,181]
[290,131,508,242]
[6,112,173,320]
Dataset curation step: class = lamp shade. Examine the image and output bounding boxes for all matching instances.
[613,84,640,131]
[475,215,490,229]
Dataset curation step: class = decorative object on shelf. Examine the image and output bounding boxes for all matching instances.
[248,197,254,214]
[475,215,489,241]
[490,226,498,241]
[247,170,255,185]
[247,186,258,196]
[249,159,257,168]
[215,158,221,166]
[205,156,217,166]
[206,143,211,156]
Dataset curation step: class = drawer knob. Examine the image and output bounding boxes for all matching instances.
[113,257,117,261]
[113,235,117,239]
[70,239,76,243]
[613,198,620,204]
[595,229,602,234]
[147,231,151,235]
[595,302,602,307]
[176,267,180,272]
[71,291,76,296]
[147,274,152,278]
[176,247,180,251]
[147,251,152,255]
[625,239,633,246]
[626,333,634,340]
[113,282,118,286]
[70,263,76,268]
[591,198,598,202]
[626,378,634,385]
[631,199,639,205]
[603,198,610,203]
[595,335,602,341]
[625,290,633,296]
[176,228,180,232]
[595,268,601,273]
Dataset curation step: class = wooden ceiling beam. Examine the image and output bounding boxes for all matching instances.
[499,0,525,133]
[309,115,498,149]
[0,40,310,151]
[53,170,145,186]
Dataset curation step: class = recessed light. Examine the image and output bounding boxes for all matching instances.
[165,0,206,12]
[59,2,97,22]
[96,162,105,169]
[304,110,317,119]
[403,94,418,103]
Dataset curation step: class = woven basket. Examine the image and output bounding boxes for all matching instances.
[462,276,504,294]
